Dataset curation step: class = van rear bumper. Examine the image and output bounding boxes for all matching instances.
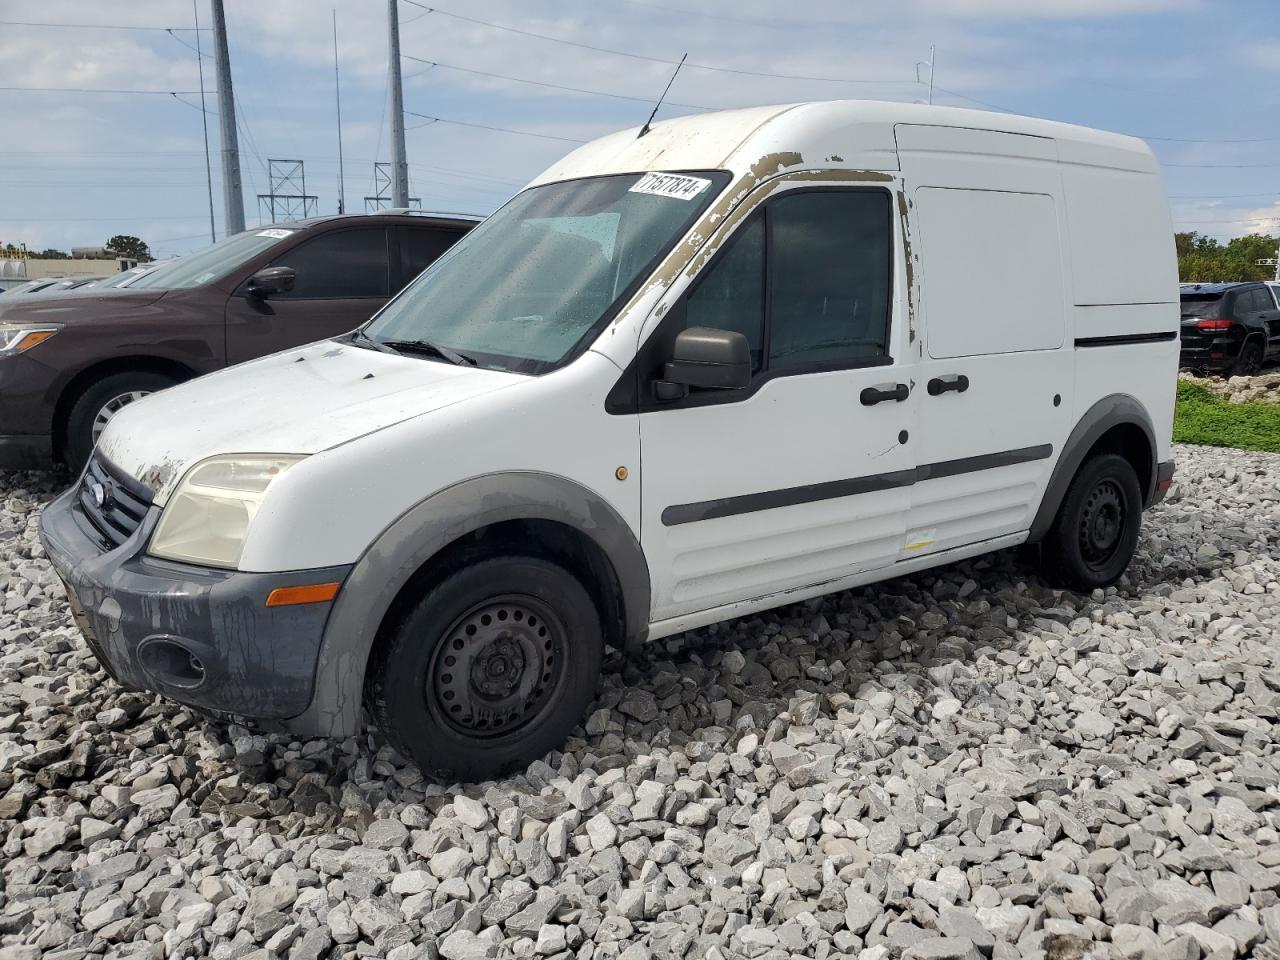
[39,485,352,722]
[1150,460,1175,506]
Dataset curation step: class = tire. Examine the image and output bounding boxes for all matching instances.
[365,556,604,783]
[1234,340,1263,376]
[64,371,178,473]
[1041,453,1143,592]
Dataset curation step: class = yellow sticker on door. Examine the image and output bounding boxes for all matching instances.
[902,530,936,553]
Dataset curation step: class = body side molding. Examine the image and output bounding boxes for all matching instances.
[1027,393,1158,542]
[286,471,650,738]
[662,444,1053,526]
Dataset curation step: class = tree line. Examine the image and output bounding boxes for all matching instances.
[1177,232,1278,283]
[0,235,152,261]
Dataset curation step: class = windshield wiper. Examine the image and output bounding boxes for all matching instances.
[380,338,476,366]
[346,327,398,354]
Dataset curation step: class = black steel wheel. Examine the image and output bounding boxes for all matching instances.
[366,556,603,783]
[428,595,567,738]
[1041,453,1143,591]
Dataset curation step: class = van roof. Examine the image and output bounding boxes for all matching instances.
[531,100,1159,187]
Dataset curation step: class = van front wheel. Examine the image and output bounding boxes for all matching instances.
[1041,453,1143,591]
[366,557,603,783]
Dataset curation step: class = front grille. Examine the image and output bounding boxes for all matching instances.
[77,454,153,549]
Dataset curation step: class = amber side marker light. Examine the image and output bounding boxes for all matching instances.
[265,582,341,607]
[16,330,58,350]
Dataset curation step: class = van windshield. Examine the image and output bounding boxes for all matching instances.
[129,228,296,290]
[363,171,729,374]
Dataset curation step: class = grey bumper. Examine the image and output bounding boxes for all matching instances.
[39,485,352,723]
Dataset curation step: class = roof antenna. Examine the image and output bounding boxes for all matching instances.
[638,53,687,139]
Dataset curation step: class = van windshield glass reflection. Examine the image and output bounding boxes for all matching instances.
[363,172,728,374]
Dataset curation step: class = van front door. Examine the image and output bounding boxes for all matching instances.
[636,184,916,625]
[898,126,1074,556]
[225,226,393,364]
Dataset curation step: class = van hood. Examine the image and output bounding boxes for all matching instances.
[97,338,526,502]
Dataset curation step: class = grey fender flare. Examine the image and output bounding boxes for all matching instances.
[286,471,650,738]
[1027,393,1158,542]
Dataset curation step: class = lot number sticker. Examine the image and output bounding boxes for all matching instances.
[629,173,711,201]
[256,229,295,239]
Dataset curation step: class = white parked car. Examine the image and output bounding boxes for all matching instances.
[41,101,1179,781]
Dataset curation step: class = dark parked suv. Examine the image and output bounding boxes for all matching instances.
[1179,281,1280,375]
[0,212,476,471]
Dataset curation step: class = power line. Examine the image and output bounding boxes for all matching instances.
[1164,161,1280,169]
[399,1,914,85]
[1172,194,1280,200]
[402,55,711,110]
[0,19,205,31]
[0,86,203,95]
[404,110,588,143]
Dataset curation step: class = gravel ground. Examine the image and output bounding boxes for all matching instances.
[2,443,1279,960]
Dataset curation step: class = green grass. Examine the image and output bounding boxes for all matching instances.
[1173,380,1280,452]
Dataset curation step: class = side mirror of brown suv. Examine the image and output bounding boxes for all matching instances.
[247,266,296,298]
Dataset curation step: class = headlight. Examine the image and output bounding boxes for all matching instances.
[149,455,304,568]
[0,324,60,356]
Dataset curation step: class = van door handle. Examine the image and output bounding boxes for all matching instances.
[927,374,969,396]
[860,383,910,406]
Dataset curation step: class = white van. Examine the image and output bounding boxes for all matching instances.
[41,101,1178,781]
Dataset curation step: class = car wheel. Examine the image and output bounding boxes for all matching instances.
[65,371,178,473]
[365,556,604,783]
[1234,340,1263,376]
[1041,453,1143,592]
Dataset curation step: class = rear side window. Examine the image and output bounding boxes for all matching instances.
[273,227,390,299]
[1180,294,1223,319]
[1247,288,1272,311]
[402,228,462,284]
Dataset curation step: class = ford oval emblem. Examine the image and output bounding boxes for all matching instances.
[90,481,106,508]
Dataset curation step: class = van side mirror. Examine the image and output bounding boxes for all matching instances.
[247,266,295,298]
[654,326,752,401]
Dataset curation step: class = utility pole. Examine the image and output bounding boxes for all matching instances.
[387,0,410,208]
[333,9,346,215]
[194,0,216,244]
[211,0,245,235]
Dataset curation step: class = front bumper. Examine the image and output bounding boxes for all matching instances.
[39,483,352,722]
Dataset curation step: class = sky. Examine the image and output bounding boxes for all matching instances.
[2,0,1279,259]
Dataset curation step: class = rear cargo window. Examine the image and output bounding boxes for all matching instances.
[1180,294,1223,319]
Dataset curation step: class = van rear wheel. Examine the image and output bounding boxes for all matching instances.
[1041,453,1143,591]
[365,556,603,783]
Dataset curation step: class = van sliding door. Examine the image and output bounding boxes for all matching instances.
[896,125,1073,556]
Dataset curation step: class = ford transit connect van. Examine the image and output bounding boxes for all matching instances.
[41,101,1178,782]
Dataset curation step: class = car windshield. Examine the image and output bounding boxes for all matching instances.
[364,171,729,373]
[129,228,296,290]
[1180,293,1224,319]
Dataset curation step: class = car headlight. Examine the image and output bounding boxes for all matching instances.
[149,455,305,569]
[0,324,60,356]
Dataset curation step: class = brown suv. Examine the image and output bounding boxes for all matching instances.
[0,211,476,471]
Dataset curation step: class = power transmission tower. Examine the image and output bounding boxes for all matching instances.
[210,0,245,234]
[387,0,410,207]
[364,162,420,211]
[257,160,318,223]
